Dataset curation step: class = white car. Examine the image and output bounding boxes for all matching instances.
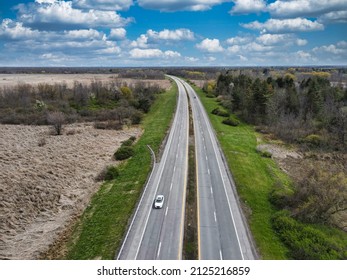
[154,195,164,209]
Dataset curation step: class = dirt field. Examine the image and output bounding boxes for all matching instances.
[0,123,142,259]
[0,74,171,89]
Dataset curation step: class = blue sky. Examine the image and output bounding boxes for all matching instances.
[0,0,346,67]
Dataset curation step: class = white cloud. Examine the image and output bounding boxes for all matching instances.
[256,34,290,45]
[230,0,266,14]
[238,55,248,61]
[313,41,347,55]
[185,56,199,62]
[227,45,241,53]
[130,34,149,48]
[242,18,324,33]
[129,48,181,59]
[147,28,195,41]
[96,46,121,54]
[109,28,126,40]
[295,50,312,60]
[73,0,133,11]
[296,38,308,46]
[196,38,224,53]
[268,0,347,18]
[137,0,229,12]
[318,10,347,23]
[17,1,132,29]
[64,29,103,40]
[130,28,195,49]
[0,19,40,40]
[244,42,273,52]
[226,36,252,45]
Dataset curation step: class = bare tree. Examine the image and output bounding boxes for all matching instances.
[291,168,347,224]
[47,111,65,135]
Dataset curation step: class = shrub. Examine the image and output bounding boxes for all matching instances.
[47,111,65,135]
[222,116,240,127]
[104,166,120,181]
[302,134,323,146]
[131,111,143,125]
[211,107,230,117]
[114,146,134,160]
[272,211,346,259]
[121,139,134,147]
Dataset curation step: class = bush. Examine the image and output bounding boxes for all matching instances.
[121,139,133,147]
[211,107,230,117]
[114,146,134,160]
[222,116,240,127]
[104,166,120,181]
[272,211,346,259]
[302,134,323,146]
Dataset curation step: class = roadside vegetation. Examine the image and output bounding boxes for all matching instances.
[0,79,164,133]
[65,82,177,259]
[192,70,347,259]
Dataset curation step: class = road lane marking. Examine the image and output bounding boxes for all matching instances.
[165,207,168,216]
[208,168,210,175]
[220,250,223,260]
[206,155,208,161]
[157,242,162,258]
[134,76,181,260]
[214,211,217,222]
[211,187,213,195]
[182,78,245,260]
[170,182,173,191]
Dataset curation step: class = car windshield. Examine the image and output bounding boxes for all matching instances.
[156,197,163,202]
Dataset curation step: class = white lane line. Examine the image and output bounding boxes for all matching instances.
[165,207,169,216]
[157,242,162,258]
[135,76,181,260]
[170,182,173,191]
[174,166,176,172]
[176,153,178,159]
[214,211,217,222]
[205,155,208,161]
[210,187,213,195]
[220,250,223,260]
[208,168,210,175]
[182,78,245,260]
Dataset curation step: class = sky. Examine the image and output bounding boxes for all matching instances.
[0,0,346,67]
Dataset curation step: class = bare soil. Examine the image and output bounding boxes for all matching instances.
[0,74,171,89]
[0,123,142,259]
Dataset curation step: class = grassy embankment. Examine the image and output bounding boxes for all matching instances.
[192,84,289,259]
[66,82,177,260]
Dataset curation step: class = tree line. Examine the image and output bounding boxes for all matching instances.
[209,73,347,150]
[0,80,164,131]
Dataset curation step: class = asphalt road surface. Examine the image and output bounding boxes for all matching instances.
[174,77,255,260]
[117,75,189,260]
[117,76,255,260]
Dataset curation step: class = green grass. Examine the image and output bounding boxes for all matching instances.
[193,85,289,259]
[66,83,177,259]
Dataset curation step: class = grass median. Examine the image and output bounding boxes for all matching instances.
[192,84,289,259]
[66,83,178,260]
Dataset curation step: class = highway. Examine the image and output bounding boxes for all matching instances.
[173,77,255,260]
[117,76,189,260]
[117,75,254,260]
